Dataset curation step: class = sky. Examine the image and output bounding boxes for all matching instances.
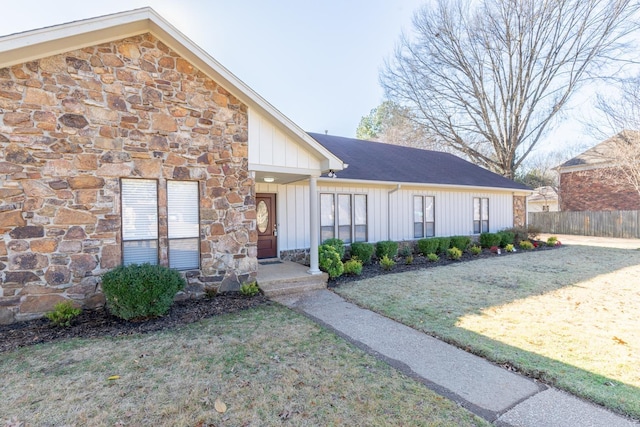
[1,0,425,138]
[1,0,631,158]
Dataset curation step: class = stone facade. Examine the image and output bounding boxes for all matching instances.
[559,170,640,211]
[512,195,526,227]
[0,34,256,323]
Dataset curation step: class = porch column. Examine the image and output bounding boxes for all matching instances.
[308,174,321,275]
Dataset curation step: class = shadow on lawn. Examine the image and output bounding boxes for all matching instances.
[332,245,640,420]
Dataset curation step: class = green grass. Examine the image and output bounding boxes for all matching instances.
[0,305,487,426]
[335,245,640,419]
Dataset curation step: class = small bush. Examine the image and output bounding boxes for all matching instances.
[46,301,81,327]
[505,243,515,252]
[323,238,345,260]
[405,255,414,265]
[427,253,440,262]
[417,238,439,256]
[376,240,398,259]
[469,245,482,256]
[519,240,534,250]
[343,258,363,275]
[479,233,502,248]
[437,237,451,254]
[319,244,344,278]
[398,245,413,258]
[379,255,396,270]
[503,226,541,243]
[239,281,260,297]
[102,263,185,320]
[497,231,515,247]
[350,242,374,264]
[450,236,471,251]
[447,247,463,260]
[546,236,558,247]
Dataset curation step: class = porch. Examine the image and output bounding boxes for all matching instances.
[257,260,328,297]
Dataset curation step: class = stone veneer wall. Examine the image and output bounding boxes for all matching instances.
[512,195,526,228]
[560,170,640,211]
[0,34,256,324]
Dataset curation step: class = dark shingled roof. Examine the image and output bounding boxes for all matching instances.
[308,133,530,191]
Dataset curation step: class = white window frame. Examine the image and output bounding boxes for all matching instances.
[320,193,368,244]
[413,195,435,238]
[473,197,489,234]
[121,178,159,266]
[167,180,200,270]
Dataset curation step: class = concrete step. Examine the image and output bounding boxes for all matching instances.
[257,260,328,297]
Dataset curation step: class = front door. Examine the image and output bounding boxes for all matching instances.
[256,193,277,258]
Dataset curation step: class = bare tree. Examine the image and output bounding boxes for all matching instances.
[382,0,639,179]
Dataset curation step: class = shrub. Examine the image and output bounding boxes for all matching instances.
[343,258,363,275]
[479,232,502,248]
[239,281,260,297]
[503,225,541,243]
[427,253,440,262]
[519,240,534,250]
[102,263,185,320]
[379,255,396,270]
[350,242,374,264]
[405,255,414,265]
[497,231,515,247]
[376,240,399,259]
[450,236,471,251]
[417,238,439,256]
[469,245,482,255]
[437,237,451,254]
[46,301,81,327]
[490,246,500,253]
[398,245,413,258]
[447,247,463,260]
[547,236,558,247]
[323,238,345,260]
[319,244,344,278]
[505,243,515,252]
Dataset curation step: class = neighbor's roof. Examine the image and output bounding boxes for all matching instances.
[0,7,343,171]
[308,133,530,191]
[558,130,640,170]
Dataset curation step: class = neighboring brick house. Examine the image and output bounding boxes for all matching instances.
[557,131,640,211]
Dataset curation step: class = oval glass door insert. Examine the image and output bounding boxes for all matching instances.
[257,200,268,233]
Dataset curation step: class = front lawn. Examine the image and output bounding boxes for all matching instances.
[0,305,487,426]
[334,245,640,419]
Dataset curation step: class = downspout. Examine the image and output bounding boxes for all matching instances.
[388,184,401,241]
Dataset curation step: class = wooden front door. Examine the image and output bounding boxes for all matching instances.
[256,193,277,259]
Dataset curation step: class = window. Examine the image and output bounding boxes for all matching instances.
[121,179,200,270]
[167,181,200,270]
[121,179,159,265]
[542,205,550,212]
[473,197,489,233]
[320,193,367,243]
[413,195,435,238]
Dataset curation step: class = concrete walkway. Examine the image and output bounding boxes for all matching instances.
[274,290,639,427]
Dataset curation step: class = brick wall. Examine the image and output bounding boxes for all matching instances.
[559,170,640,211]
[0,34,256,324]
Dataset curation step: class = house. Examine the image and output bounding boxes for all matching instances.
[557,131,640,211]
[0,8,529,324]
[527,186,559,213]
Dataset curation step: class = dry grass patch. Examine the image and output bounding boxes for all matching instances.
[335,245,640,419]
[0,305,487,426]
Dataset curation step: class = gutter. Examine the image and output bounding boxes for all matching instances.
[388,184,401,240]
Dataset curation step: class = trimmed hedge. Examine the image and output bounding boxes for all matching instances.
[376,240,399,259]
[319,244,344,278]
[450,236,471,251]
[479,232,502,248]
[417,238,439,256]
[497,231,515,247]
[350,242,374,264]
[322,238,345,260]
[102,263,185,320]
[437,237,451,254]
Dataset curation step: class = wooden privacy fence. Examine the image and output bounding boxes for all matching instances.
[529,210,640,238]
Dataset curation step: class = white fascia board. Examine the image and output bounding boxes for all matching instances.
[0,7,344,172]
[316,177,533,195]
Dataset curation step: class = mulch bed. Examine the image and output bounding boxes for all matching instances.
[329,243,561,287]
[0,294,271,354]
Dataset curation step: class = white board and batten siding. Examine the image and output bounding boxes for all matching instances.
[256,181,516,253]
[248,109,322,171]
